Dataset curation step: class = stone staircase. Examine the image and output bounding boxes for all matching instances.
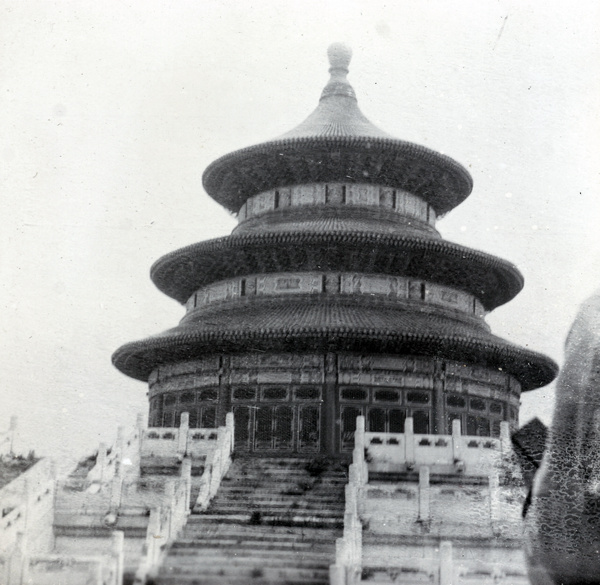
[153,456,348,584]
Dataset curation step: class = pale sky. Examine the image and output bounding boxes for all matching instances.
[1,1,599,462]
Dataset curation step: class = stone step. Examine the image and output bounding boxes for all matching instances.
[210,491,344,501]
[205,502,344,513]
[224,465,348,478]
[170,538,335,562]
[209,496,345,510]
[190,513,344,528]
[180,522,340,539]
[232,456,345,465]
[156,575,329,585]
[154,457,344,585]
[215,484,346,493]
[161,554,330,568]
[199,510,344,521]
[220,475,347,483]
[158,564,330,581]
[208,495,345,505]
[176,533,338,547]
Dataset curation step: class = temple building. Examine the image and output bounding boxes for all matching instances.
[1,44,560,585]
[113,43,556,454]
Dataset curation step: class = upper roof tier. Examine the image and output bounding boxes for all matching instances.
[202,43,473,216]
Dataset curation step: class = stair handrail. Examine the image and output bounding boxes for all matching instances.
[331,415,366,585]
[195,411,234,511]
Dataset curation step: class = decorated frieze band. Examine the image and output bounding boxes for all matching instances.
[186,272,486,317]
[237,183,436,225]
[148,352,520,402]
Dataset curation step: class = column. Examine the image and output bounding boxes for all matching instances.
[324,352,338,454]
[418,466,430,522]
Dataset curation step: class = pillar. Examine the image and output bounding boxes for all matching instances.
[112,531,125,585]
[439,541,453,585]
[97,443,108,483]
[489,468,500,527]
[452,418,462,462]
[8,532,26,585]
[418,466,430,522]
[324,352,338,454]
[181,457,192,513]
[329,564,346,585]
[178,412,189,458]
[225,412,234,453]
[404,417,415,465]
[500,421,510,455]
[8,415,17,455]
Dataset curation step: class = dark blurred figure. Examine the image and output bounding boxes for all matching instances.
[524,290,600,584]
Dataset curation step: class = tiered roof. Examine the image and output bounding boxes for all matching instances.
[203,44,472,215]
[112,43,557,390]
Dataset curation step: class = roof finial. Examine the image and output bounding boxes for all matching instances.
[327,42,352,72]
[321,42,355,101]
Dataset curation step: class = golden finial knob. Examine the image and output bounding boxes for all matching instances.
[327,42,352,71]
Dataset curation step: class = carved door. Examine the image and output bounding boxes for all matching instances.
[232,404,320,452]
[341,406,362,452]
[298,405,320,452]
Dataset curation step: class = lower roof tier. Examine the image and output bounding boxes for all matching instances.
[112,298,558,389]
[150,231,523,311]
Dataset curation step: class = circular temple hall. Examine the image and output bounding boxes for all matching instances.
[112,43,557,456]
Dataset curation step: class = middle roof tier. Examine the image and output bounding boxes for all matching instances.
[151,230,524,311]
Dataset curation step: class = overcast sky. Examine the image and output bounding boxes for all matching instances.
[1,1,599,462]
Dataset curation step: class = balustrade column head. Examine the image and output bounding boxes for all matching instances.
[329,564,346,585]
[488,468,500,489]
[499,421,511,456]
[111,530,125,553]
[452,419,462,466]
[181,457,192,479]
[179,412,190,429]
[110,475,124,510]
[345,484,357,505]
[418,465,431,522]
[98,443,108,465]
[148,507,161,532]
[355,415,365,434]
[164,480,176,501]
[136,412,145,431]
[404,418,415,465]
[452,419,462,437]
[348,463,360,486]
[439,541,454,585]
[14,531,26,551]
[419,465,430,487]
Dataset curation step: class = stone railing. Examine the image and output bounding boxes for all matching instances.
[194,412,234,510]
[360,540,528,584]
[133,413,233,583]
[0,458,55,556]
[362,418,512,476]
[140,413,221,461]
[133,457,196,584]
[85,414,145,486]
[0,531,124,585]
[331,416,367,585]
[80,412,224,488]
